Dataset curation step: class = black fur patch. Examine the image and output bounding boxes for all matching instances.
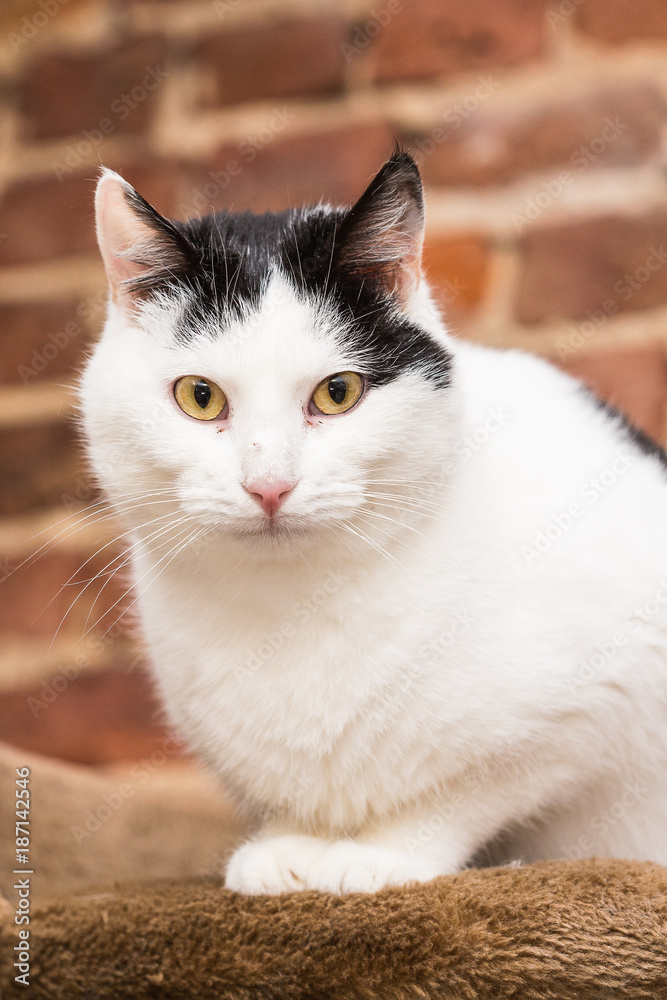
[589,392,667,471]
[279,206,452,389]
[128,154,453,390]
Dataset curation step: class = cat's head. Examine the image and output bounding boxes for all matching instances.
[80,151,458,557]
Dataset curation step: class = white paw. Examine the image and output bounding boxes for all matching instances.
[224,834,330,895]
[309,841,441,894]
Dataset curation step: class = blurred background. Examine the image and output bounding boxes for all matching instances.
[0,0,666,768]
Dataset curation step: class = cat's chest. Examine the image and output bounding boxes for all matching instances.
[139,559,451,816]
[147,574,421,740]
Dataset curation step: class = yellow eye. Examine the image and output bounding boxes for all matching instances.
[311,372,364,415]
[174,376,227,420]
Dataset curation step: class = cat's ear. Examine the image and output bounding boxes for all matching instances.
[335,151,424,304]
[95,169,191,311]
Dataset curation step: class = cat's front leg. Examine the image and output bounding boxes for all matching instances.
[306,810,473,894]
[225,830,446,895]
[225,811,472,896]
[305,840,444,894]
[224,832,331,894]
[254,811,467,895]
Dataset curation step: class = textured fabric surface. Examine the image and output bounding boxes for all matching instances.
[1,861,667,999]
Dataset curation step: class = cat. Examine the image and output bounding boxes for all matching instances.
[79,150,667,894]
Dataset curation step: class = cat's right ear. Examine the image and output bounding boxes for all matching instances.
[95,169,190,312]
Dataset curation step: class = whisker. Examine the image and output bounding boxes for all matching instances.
[47,516,193,650]
[333,517,403,571]
[35,509,185,626]
[366,476,466,492]
[89,523,201,648]
[357,508,482,587]
[23,487,182,543]
[363,491,451,515]
[355,511,427,566]
[323,224,336,299]
[294,228,305,289]
[6,490,182,581]
[358,506,428,539]
[81,516,193,635]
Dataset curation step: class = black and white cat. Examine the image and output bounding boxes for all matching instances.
[80,151,667,894]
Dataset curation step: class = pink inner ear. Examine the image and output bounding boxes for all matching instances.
[95,174,157,300]
[394,241,423,305]
[380,205,424,305]
[345,222,424,306]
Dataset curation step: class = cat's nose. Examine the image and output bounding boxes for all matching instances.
[244,480,297,517]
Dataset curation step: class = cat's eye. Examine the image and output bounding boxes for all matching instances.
[310,372,364,415]
[174,376,227,420]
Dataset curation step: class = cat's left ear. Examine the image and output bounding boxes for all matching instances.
[335,150,424,305]
[95,169,191,312]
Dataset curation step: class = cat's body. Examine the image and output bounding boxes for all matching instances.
[81,154,667,893]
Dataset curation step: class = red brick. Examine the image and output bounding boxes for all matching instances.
[108,158,202,221]
[20,158,201,236]
[0,300,91,386]
[0,174,96,265]
[0,664,182,765]
[558,344,667,443]
[196,17,345,106]
[20,39,168,140]
[575,0,667,43]
[197,123,394,214]
[415,83,664,189]
[515,212,667,324]
[422,235,490,326]
[0,420,85,515]
[370,0,548,82]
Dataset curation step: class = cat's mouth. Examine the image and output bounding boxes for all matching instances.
[222,508,307,540]
[253,512,289,533]
[180,489,354,542]
[235,507,344,543]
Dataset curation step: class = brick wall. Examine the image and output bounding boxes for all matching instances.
[1,0,667,763]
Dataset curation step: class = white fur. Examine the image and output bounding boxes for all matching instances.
[80,226,667,895]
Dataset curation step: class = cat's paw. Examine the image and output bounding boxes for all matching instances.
[309,841,441,894]
[224,834,330,894]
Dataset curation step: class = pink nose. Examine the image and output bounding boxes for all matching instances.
[244,480,297,517]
